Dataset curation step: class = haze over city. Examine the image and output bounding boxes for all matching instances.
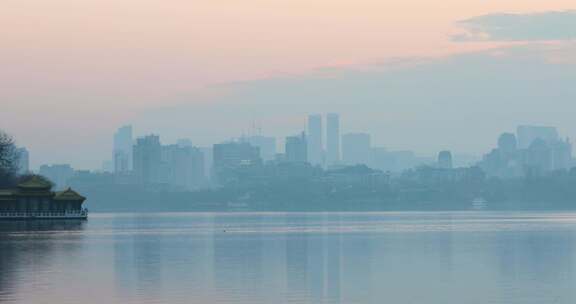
[4,2,576,304]
[2,1,576,169]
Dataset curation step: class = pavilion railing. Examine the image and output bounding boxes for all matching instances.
[0,209,88,218]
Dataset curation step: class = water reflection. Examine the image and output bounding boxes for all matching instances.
[2,213,576,304]
[0,220,85,303]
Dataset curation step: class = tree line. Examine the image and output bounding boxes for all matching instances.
[0,130,20,187]
[0,130,44,188]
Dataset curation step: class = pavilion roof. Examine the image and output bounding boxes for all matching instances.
[54,188,86,202]
[17,176,53,190]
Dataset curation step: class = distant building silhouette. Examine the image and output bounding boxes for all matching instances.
[16,147,29,175]
[160,144,205,190]
[517,125,559,149]
[213,141,261,184]
[285,132,308,163]
[307,114,323,166]
[326,113,340,166]
[133,135,162,185]
[177,138,193,147]
[498,133,517,153]
[199,146,214,184]
[437,151,453,169]
[244,136,277,162]
[39,164,74,190]
[480,127,573,178]
[113,125,133,173]
[342,133,371,166]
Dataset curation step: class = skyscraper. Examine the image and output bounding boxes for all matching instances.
[285,132,307,163]
[307,114,323,166]
[133,135,161,185]
[113,125,133,173]
[326,113,340,166]
[341,133,371,166]
[161,144,205,190]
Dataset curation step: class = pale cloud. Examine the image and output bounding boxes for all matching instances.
[135,43,576,159]
[454,11,576,42]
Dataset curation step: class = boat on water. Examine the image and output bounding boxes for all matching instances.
[0,176,87,220]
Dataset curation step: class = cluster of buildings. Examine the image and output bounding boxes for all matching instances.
[100,114,432,190]
[19,118,576,192]
[114,128,207,190]
[479,126,573,178]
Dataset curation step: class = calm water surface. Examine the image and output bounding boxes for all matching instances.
[1,212,576,304]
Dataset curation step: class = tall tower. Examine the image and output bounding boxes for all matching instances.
[113,125,133,173]
[307,114,323,166]
[326,113,340,166]
[133,135,161,185]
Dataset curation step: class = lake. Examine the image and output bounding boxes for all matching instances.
[1,212,576,304]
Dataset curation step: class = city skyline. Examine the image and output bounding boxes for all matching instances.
[30,120,575,183]
[2,2,576,304]
[1,2,575,169]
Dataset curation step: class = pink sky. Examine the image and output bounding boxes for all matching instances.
[1,0,575,169]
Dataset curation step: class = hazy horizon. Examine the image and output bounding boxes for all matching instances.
[1,1,575,170]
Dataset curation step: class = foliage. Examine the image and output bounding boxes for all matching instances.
[0,130,20,188]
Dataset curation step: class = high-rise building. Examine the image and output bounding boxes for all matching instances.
[517,125,559,149]
[342,133,371,166]
[113,125,133,173]
[307,114,323,166]
[133,135,161,185]
[244,136,277,162]
[39,164,74,190]
[199,146,213,183]
[16,147,29,175]
[285,132,308,163]
[213,142,261,184]
[161,144,205,190]
[326,113,340,166]
[437,151,453,169]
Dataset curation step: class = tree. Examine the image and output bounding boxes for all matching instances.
[0,130,19,187]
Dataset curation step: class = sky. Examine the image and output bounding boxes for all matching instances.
[1,0,575,170]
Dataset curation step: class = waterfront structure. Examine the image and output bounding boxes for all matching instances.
[326,113,340,166]
[0,176,87,219]
[307,114,323,166]
[342,133,371,166]
[285,132,308,163]
[113,125,133,173]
